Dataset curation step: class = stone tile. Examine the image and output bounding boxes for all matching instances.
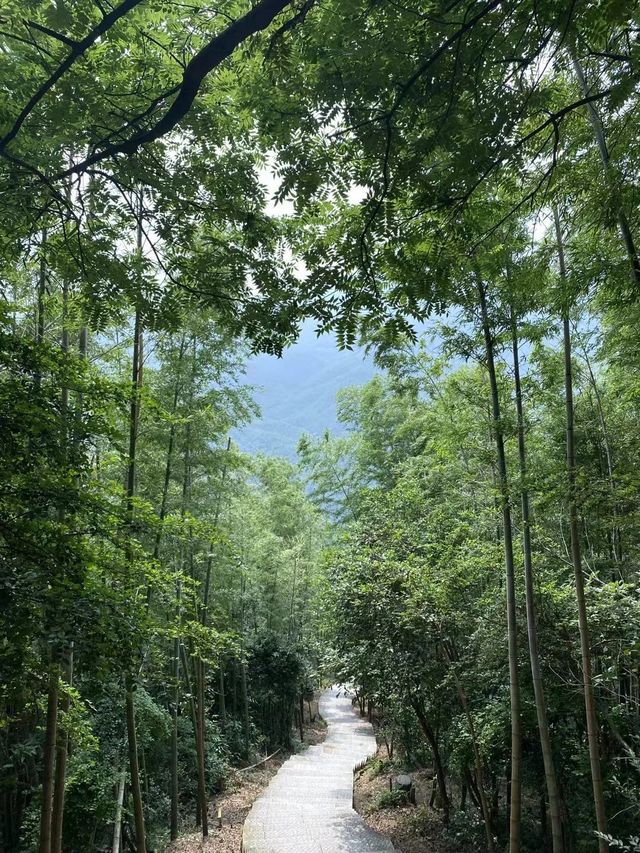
[242,686,394,852]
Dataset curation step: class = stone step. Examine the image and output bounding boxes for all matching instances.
[242,686,395,853]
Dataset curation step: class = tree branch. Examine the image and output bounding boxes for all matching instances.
[24,19,78,48]
[0,0,146,152]
[57,0,294,179]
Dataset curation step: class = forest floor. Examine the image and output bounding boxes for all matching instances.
[168,700,326,853]
[353,745,453,853]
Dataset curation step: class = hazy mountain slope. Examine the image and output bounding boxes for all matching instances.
[233,323,375,459]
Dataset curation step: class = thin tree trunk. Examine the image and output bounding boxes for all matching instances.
[443,644,495,851]
[178,639,201,831]
[126,306,143,517]
[37,230,47,345]
[411,700,451,825]
[170,616,180,841]
[239,660,251,761]
[151,332,188,566]
[289,556,298,641]
[123,200,146,853]
[478,278,522,853]
[50,268,72,853]
[77,325,88,432]
[510,310,565,853]
[570,54,640,286]
[196,658,208,836]
[40,253,74,853]
[171,382,191,835]
[299,694,304,743]
[231,659,238,716]
[38,663,59,853]
[125,684,146,853]
[178,340,209,837]
[112,770,126,853]
[218,664,227,726]
[574,330,621,564]
[201,438,231,739]
[51,646,73,853]
[554,209,608,853]
[180,643,199,734]
[202,436,232,620]
[34,228,47,390]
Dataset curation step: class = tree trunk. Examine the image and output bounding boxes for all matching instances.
[125,311,144,851]
[41,248,71,853]
[570,54,640,287]
[196,658,208,837]
[231,659,238,716]
[34,228,47,390]
[170,623,180,840]
[178,342,209,837]
[478,278,522,853]
[51,646,73,853]
[179,641,202,827]
[111,770,126,853]
[218,664,227,726]
[38,663,59,853]
[239,661,251,761]
[444,644,494,851]
[151,333,188,565]
[299,694,304,742]
[77,325,88,436]
[411,700,450,825]
[126,306,143,517]
[123,203,146,853]
[202,437,232,622]
[125,685,146,853]
[575,331,621,565]
[510,310,565,853]
[554,209,608,853]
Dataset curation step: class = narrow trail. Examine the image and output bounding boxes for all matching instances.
[242,686,395,853]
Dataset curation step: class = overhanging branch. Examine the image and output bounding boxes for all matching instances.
[57,0,294,179]
[0,0,147,152]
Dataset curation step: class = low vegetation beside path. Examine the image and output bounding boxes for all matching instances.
[354,747,454,853]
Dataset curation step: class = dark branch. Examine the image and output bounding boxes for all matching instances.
[0,0,146,152]
[24,19,78,48]
[331,0,503,142]
[388,0,503,120]
[57,0,294,179]
[266,0,316,57]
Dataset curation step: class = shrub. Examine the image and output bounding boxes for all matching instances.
[371,788,407,811]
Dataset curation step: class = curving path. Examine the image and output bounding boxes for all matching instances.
[242,686,395,853]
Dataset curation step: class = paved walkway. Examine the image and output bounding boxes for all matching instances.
[242,686,395,853]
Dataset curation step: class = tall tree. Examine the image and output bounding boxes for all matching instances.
[510,305,565,852]
[477,278,522,853]
[554,208,608,852]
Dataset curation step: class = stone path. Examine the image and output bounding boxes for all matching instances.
[241,686,395,853]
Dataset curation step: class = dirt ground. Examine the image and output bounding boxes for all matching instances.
[168,699,326,853]
[353,741,453,853]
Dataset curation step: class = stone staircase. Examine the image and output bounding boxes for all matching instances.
[241,686,395,852]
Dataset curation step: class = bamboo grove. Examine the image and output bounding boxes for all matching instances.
[1,1,640,852]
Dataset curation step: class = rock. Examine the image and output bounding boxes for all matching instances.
[394,774,412,791]
[393,774,416,805]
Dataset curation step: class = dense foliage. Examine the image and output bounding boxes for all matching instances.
[1,1,640,852]
[307,320,640,850]
[0,271,325,850]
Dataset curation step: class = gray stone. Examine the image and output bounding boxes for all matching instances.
[242,686,395,852]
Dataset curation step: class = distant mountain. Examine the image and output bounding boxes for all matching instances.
[233,321,376,460]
